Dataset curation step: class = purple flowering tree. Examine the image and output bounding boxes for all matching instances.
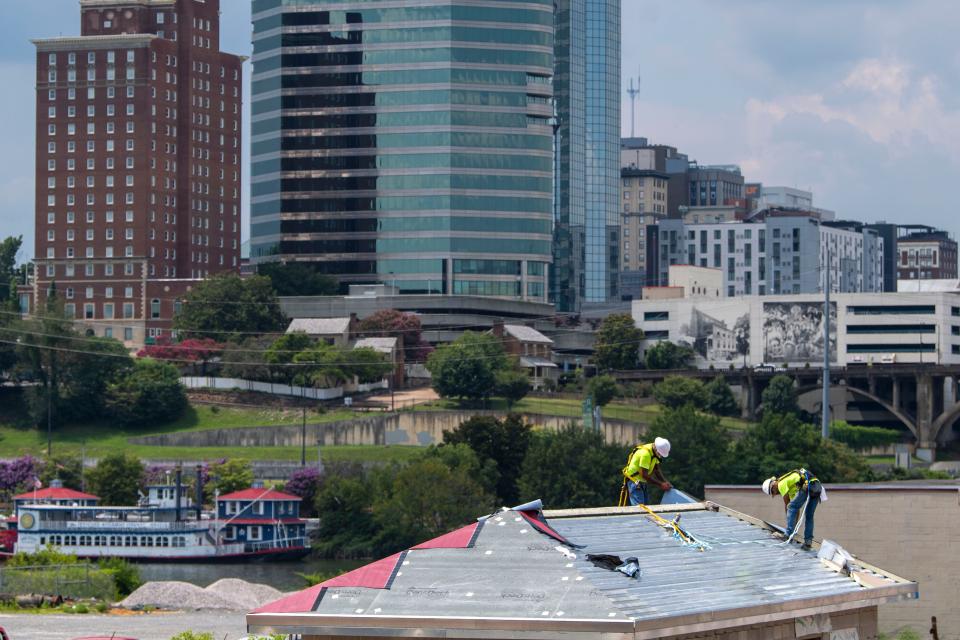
[285,466,321,517]
[0,456,40,500]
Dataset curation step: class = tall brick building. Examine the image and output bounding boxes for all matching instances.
[32,0,244,346]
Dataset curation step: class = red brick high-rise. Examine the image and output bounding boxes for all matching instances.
[32,0,244,346]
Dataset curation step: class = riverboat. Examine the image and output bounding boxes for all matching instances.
[9,477,308,562]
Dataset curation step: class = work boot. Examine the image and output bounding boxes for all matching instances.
[801,541,813,551]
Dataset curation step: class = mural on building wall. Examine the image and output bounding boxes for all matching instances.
[762,302,837,363]
[679,306,750,366]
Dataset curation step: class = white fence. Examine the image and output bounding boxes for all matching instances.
[180,376,387,400]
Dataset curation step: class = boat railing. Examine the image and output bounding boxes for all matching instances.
[242,537,308,553]
[62,520,208,531]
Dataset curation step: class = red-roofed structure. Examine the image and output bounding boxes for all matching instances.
[13,487,99,505]
[217,488,301,501]
[254,522,484,615]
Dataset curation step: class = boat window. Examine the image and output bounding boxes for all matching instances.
[249,526,262,541]
[143,536,154,547]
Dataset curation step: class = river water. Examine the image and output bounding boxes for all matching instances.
[138,557,364,592]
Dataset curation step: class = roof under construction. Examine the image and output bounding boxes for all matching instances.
[247,501,918,639]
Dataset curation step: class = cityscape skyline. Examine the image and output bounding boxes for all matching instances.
[0,0,958,266]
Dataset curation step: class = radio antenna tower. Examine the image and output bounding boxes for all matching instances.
[626,72,641,138]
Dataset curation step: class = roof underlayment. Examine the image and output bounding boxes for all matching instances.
[247,502,918,639]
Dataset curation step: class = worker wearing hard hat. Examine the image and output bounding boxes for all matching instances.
[762,468,824,550]
[621,437,672,506]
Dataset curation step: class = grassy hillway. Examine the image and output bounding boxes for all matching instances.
[0,390,752,465]
[0,396,421,464]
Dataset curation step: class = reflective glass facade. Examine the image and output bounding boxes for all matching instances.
[552,0,620,310]
[584,0,621,303]
[250,0,554,300]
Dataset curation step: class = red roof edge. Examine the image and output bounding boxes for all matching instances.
[217,488,301,501]
[253,521,486,614]
[12,487,100,501]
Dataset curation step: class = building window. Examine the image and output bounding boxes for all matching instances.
[124,327,133,341]
[84,303,95,319]
[151,299,161,319]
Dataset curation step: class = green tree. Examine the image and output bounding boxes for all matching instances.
[64,337,134,422]
[731,412,870,485]
[652,376,707,410]
[173,274,286,341]
[264,331,315,383]
[85,454,144,505]
[221,336,274,383]
[425,331,508,402]
[0,235,22,305]
[104,359,187,427]
[593,313,643,371]
[495,369,530,408]
[293,343,351,388]
[443,414,532,504]
[588,374,619,407]
[348,347,393,383]
[704,375,739,417]
[644,341,695,370]
[650,405,732,498]
[373,456,494,549]
[420,443,499,500]
[313,474,379,558]
[14,291,73,429]
[210,459,254,495]
[517,426,624,509]
[761,374,798,417]
[40,454,84,490]
[257,261,338,297]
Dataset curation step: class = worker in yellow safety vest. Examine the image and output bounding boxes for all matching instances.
[762,468,823,550]
[620,437,672,506]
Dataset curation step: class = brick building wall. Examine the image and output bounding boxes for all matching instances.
[706,485,948,636]
[32,0,243,346]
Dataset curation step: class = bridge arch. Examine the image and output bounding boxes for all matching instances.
[932,403,960,444]
[794,383,918,441]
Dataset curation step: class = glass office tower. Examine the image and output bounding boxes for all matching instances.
[250,1,554,301]
[552,0,620,310]
[585,0,621,303]
[552,0,586,312]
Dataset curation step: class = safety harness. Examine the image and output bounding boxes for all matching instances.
[617,443,657,507]
[779,468,821,498]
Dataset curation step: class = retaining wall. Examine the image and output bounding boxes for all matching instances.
[130,410,648,449]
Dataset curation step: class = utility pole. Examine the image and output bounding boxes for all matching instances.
[300,386,306,467]
[821,246,831,439]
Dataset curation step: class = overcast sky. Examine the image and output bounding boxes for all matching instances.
[1,2,957,262]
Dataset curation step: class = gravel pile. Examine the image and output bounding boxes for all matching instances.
[205,578,284,610]
[120,578,282,611]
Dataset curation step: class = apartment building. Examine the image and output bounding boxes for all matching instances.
[649,215,884,297]
[32,0,244,345]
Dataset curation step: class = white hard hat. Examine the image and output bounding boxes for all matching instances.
[762,477,775,495]
[654,437,671,458]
